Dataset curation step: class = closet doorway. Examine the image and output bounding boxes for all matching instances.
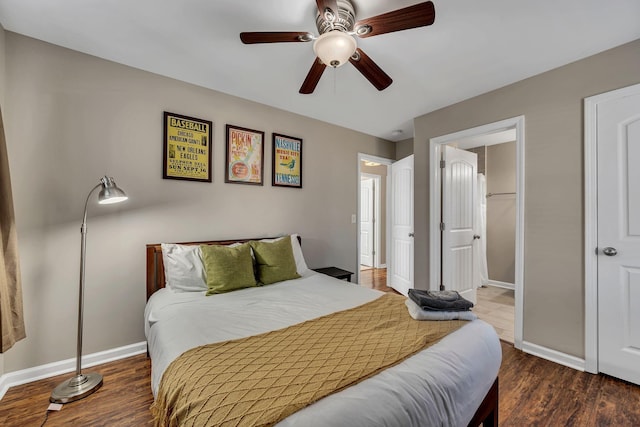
[430,116,525,349]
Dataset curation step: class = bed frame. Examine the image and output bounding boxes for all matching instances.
[145,237,499,426]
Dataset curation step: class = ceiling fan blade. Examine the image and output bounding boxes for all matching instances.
[316,0,340,22]
[354,1,435,38]
[240,32,313,44]
[299,58,326,94]
[349,48,393,91]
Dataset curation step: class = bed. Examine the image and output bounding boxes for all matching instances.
[145,236,502,426]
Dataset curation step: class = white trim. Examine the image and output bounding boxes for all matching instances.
[487,280,515,291]
[584,91,600,374]
[357,153,392,285]
[522,341,586,372]
[378,263,387,269]
[361,173,382,268]
[429,116,525,350]
[583,82,640,374]
[0,341,147,400]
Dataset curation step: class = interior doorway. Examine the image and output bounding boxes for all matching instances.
[430,116,525,349]
[357,154,392,289]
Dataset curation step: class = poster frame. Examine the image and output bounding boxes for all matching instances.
[225,124,265,186]
[272,133,303,189]
[163,111,213,182]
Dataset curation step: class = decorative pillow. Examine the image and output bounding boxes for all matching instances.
[258,235,309,275]
[250,237,301,285]
[161,243,206,292]
[201,243,257,295]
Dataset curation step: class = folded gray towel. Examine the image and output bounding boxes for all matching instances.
[408,289,474,312]
[405,299,477,321]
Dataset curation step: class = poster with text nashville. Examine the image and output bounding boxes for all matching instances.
[163,112,213,182]
[272,133,302,188]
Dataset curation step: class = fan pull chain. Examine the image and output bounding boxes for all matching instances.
[333,67,337,95]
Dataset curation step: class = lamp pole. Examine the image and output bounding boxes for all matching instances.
[50,177,127,404]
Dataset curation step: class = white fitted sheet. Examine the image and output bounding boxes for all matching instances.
[145,273,502,426]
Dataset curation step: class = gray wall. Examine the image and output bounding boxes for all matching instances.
[3,32,394,372]
[414,39,640,358]
[394,138,414,160]
[467,146,486,175]
[486,142,516,284]
[360,162,387,265]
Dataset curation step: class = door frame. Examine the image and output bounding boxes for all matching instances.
[357,153,392,284]
[360,173,382,268]
[429,116,525,349]
[584,82,640,374]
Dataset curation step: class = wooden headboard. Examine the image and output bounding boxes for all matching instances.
[146,236,301,300]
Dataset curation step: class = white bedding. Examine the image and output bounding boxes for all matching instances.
[145,273,502,426]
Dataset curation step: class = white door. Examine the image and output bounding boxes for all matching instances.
[442,145,478,303]
[360,178,374,267]
[389,155,414,296]
[597,85,640,385]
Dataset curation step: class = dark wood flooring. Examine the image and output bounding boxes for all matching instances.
[359,267,398,293]
[2,343,639,426]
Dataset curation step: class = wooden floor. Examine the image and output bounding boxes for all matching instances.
[359,267,397,293]
[2,342,639,426]
[1,355,154,426]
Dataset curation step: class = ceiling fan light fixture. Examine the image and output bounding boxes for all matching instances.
[313,30,357,68]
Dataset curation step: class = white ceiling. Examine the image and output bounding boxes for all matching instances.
[1,0,639,141]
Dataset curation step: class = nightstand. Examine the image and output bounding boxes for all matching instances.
[312,267,354,282]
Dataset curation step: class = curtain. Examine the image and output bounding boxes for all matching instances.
[0,106,25,352]
[475,173,489,287]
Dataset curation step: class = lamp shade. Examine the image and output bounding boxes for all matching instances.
[98,176,128,204]
[313,30,357,68]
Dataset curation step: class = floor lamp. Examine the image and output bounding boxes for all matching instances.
[50,176,128,404]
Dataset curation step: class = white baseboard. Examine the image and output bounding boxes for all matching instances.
[521,341,586,372]
[377,264,387,269]
[0,341,147,400]
[487,280,515,290]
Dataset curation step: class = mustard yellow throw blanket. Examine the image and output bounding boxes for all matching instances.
[151,293,467,427]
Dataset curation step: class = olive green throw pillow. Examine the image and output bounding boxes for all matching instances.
[201,243,257,295]
[250,237,301,285]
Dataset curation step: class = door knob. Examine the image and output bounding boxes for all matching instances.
[602,247,617,256]
[473,235,481,240]
[408,233,414,237]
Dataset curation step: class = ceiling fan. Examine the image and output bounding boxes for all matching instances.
[240,0,435,94]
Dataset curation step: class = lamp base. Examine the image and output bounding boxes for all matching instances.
[50,372,103,404]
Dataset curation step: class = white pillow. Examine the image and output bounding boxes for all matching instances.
[258,234,309,275]
[290,234,309,275]
[161,243,207,292]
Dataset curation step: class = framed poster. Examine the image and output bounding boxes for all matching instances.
[225,124,265,185]
[163,112,213,182]
[272,133,302,188]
